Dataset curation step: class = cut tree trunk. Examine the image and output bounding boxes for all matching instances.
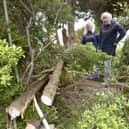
[25,120,41,129]
[41,59,64,106]
[6,76,48,120]
[41,124,55,129]
[25,120,55,129]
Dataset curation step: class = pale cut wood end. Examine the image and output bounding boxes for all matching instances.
[41,96,52,106]
[6,107,20,120]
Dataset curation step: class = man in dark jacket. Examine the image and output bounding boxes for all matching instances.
[99,12,126,56]
[99,12,126,85]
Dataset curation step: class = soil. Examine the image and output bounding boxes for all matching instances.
[58,79,121,111]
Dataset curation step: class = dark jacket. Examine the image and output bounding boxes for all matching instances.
[82,31,98,48]
[99,20,126,56]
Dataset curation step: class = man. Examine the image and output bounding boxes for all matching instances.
[99,12,126,56]
[99,12,126,85]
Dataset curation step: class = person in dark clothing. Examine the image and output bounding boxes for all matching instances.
[82,31,98,48]
[99,12,126,85]
[82,20,98,49]
[99,12,126,56]
[82,20,100,81]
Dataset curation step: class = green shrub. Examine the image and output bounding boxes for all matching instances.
[62,44,111,84]
[77,95,129,129]
[121,38,129,65]
[64,44,111,72]
[0,39,24,104]
[0,39,24,128]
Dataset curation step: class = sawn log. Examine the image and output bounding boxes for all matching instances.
[6,76,48,120]
[41,59,64,106]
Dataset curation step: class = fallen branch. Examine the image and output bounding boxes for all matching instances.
[32,67,55,79]
[41,124,55,129]
[25,119,55,129]
[6,76,48,120]
[26,49,35,84]
[21,62,31,83]
[33,96,50,129]
[109,82,129,88]
[25,120,41,129]
[26,17,33,54]
[41,59,64,106]
[35,42,51,62]
[25,17,35,85]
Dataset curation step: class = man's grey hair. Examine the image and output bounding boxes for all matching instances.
[101,12,112,21]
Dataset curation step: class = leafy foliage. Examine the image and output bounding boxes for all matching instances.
[34,0,73,25]
[32,0,73,46]
[0,40,24,65]
[113,1,129,29]
[64,44,111,71]
[0,39,24,129]
[34,44,64,73]
[121,38,129,65]
[0,39,24,104]
[61,44,111,85]
[115,38,129,82]
[77,95,129,129]
[1,1,129,129]
[0,16,26,47]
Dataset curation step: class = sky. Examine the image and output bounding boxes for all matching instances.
[74,18,86,31]
[57,18,86,46]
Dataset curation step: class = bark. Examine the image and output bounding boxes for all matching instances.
[6,76,48,120]
[25,120,55,129]
[25,120,41,129]
[67,0,75,47]
[62,28,69,48]
[41,124,55,129]
[109,82,129,88]
[68,23,75,46]
[33,97,50,129]
[41,59,64,106]
[32,67,55,79]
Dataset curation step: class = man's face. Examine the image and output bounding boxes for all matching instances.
[102,16,111,25]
